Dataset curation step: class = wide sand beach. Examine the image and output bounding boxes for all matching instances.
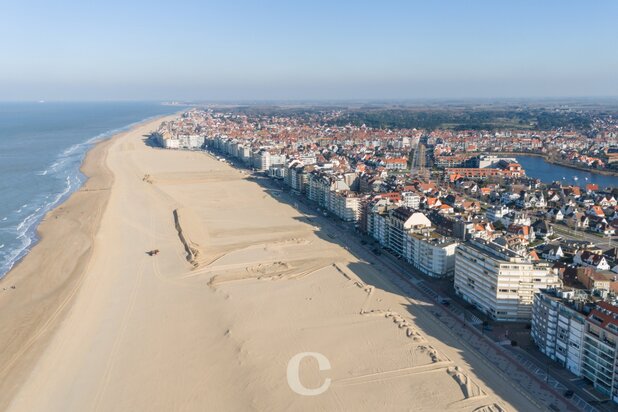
[0,116,545,411]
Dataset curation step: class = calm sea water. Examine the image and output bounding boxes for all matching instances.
[517,156,618,188]
[0,102,180,278]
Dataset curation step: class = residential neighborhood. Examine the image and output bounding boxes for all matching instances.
[154,107,618,407]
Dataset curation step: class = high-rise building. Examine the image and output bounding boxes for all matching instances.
[531,289,587,375]
[531,292,618,404]
[454,238,561,321]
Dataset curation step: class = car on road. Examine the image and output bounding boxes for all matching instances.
[563,390,574,398]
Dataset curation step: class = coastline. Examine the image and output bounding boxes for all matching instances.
[489,151,618,178]
[545,157,618,178]
[0,114,175,410]
[4,117,542,411]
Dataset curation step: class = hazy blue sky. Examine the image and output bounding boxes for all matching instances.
[1,0,617,101]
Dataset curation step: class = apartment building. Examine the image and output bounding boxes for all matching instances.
[307,172,331,207]
[454,238,561,321]
[285,161,308,194]
[255,150,271,171]
[531,289,587,376]
[329,191,361,222]
[582,302,618,402]
[366,199,392,240]
[472,155,517,169]
[401,191,421,209]
[373,212,389,247]
[384,157,408,170]
[404,229,459,278]
[532,293,618,404]
[386,207,431,257]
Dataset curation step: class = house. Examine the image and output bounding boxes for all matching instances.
[587,205,606,218]
[560,205,576,217]
[501,192,520,205]
[540,244,564,261]
[507,224,535,243]
[588,216,615,236]
[546,208,564,222]
[597,195,617,207]
[565,212,589,230]
[461,200,481,213]
[501,211,531,227]
[532,220,554,239]
[424,197,442,209]
[516,192,546,209]
[438,203,455,215]
[479,187,492,198]
[574,250,611,271]
[486,205,510,222]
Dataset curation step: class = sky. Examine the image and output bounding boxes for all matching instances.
[0,0,617,101]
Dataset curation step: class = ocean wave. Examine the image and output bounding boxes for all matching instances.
[1,113,165,279]
[0,172,81,277]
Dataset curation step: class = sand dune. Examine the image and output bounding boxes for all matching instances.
[0,119,541,411]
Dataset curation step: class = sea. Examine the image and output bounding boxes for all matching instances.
[0,102,181,278]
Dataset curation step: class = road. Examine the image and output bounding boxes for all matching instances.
[553,224,615,248]
[409,140,426,174]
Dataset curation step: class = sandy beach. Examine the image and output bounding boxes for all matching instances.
[0,117,542,411]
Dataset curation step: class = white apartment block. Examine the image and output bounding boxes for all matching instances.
[404,230,459,278]
[268,165,286,179]
[163,138,180,149]
[533,295,618,404]
[454,238,561,321]
[307,174,331,208]
[177,134,205,149]
[386,207,427,257]
[366,200,391,241]
[531,290,586,376]
[329,191,360,222]
[402,192,421,209]
[373,213,389,247]
[255,150,271,171]
[582,303,618,402]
